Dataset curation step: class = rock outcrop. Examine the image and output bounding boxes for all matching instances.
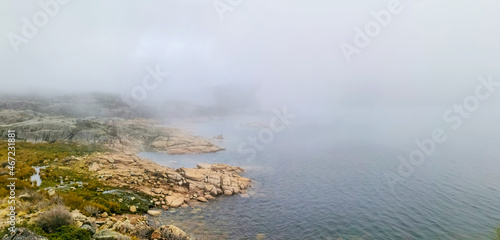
[70,209,190,240]
[0,93,138,119]
[147,210,161,217]
[0,228,48,240]
[89,153,251,209]
[150,225,190,240]
[150,134,223,155]
[0,109,223,154]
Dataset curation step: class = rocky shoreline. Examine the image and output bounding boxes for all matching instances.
[0,109,251,208]
[4,213,193,240]
[2,150,251,240]
[87,152,251,209]
[0,108,252,239]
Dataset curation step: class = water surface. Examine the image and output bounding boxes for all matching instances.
[140,110,500,239]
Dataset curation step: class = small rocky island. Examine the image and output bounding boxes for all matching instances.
[0,95,251,240]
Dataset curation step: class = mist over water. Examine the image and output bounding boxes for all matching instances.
[139,109,500,239]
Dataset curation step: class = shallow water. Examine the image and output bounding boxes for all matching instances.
[30,166,47,187]
[139,110,500,239]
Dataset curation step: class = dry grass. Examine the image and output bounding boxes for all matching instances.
[36,205,74,233]
[83,205,99,216]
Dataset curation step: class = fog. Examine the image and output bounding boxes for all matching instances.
[1,0,500,116]
[3,2,500,238]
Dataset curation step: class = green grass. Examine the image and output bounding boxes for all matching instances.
[61,185,151,215]
[0,141,153,239]
[0,223,92,240]
[0,141,105,196]
[0,140,151,214]
[42,225,92,240]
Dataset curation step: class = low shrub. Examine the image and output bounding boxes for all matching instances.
[36,205,73,233]
[82,202,108,216]
[83,205,99,216]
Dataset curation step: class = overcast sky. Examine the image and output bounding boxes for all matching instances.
[1,0,500,114]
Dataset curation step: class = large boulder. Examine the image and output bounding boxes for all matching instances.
[164,196,184,208]
[47,188,56,196]
[166,171,182,181]
[150,225,190,240]
[132,225,154,240]
[196,197,207,202]
[147,210,162,217]
[1,228,48,240]
[181,168,205,181]
[80,224,96,236]
[89,162,101,172]
[113,220,134,235]
[94,229,130,240]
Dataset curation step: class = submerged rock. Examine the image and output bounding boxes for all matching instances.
[256,233,266,240]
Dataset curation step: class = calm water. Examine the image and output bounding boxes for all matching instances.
[30,166,47,186]
[139,109,500,239]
